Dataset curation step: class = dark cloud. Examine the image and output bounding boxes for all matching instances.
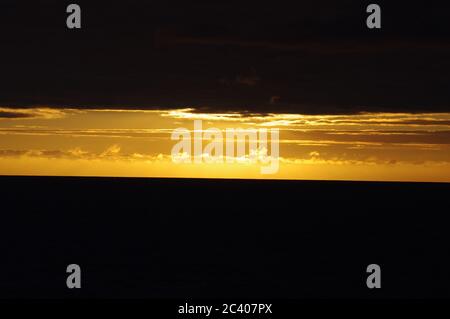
[0,150,27,157]
[0,111,33,119]
[0,1,449,114]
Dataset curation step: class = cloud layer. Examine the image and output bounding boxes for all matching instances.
[1,1,449,114]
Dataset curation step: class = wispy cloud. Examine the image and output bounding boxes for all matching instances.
[0,107,82,120]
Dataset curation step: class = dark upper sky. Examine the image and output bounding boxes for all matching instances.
[1,0,449,114]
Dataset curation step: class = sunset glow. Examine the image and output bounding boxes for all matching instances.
[1,107,450,182]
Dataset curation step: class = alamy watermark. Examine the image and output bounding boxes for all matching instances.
[171,120,279,174]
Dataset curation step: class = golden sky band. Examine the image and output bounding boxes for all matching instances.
[1,107,449,182]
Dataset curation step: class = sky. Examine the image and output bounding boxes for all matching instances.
[1,107,449,182]
[0,1,449,181]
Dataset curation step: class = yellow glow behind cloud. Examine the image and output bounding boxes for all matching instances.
[0,107,449,182]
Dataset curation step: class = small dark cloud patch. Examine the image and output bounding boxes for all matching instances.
[0,150,27,157]
[0,111,32,119]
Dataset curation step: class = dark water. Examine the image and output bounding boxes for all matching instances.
[1,176,449,299]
